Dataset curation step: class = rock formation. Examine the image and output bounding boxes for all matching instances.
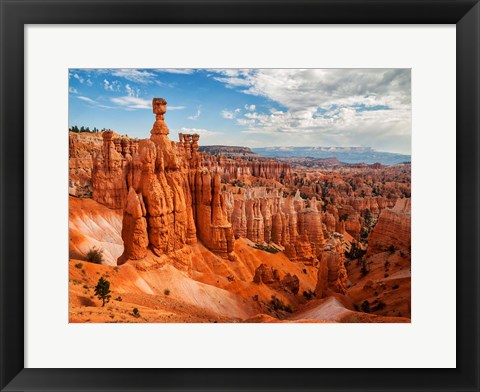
[91,131,141,209]
[201,153,292,183]
[253,263,300,295]
[227,188,325,264]
[69,133,102,198]
[366,198,411,256]
[118,98,235,263]
[315,234,348,298]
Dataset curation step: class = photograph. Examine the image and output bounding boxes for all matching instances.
[68,68,411,323]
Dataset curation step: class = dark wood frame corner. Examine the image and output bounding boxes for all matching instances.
[1,1,479,391]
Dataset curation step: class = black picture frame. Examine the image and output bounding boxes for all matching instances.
[1,1,479,391]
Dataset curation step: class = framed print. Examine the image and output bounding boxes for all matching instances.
[1,1,479,391]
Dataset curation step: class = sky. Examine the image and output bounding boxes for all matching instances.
[68,68,411,154]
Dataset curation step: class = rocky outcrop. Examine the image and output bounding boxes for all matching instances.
[69,133,102,198]
[253,263,279,284]
[366,198,411,256]
[118,98,234,263]
[201,154,292,183]
[192,169,235,260]
[253,263,300,295]
[315,234,348,298]
[91,131,141,209]
[282,273,300,295]
[120,187,149,260]
[228,188,325,263]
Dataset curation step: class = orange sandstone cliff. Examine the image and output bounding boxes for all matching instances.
[117,98,234,264]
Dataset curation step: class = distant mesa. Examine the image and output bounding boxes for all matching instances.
[252,146,411,165]
[199,145,259,159]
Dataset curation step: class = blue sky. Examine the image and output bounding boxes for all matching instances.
[69,69,411,154]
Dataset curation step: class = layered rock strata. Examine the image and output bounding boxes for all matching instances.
[315,234,349,297]
[118,98,235,263]
[69,133,102,198]
[201,154,292,183]
[227,188,326,263]
[366,198,411,256]
[91,131,141,209]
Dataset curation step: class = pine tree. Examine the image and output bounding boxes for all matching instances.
[364,208,372,228]
[94,277,111,307]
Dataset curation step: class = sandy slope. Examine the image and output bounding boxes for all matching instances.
[69,197,123,265]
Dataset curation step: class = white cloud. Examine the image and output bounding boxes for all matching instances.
[77,96,97,104]
[110,96,151,110]
[103,79,121,92]
[125,84,140,98]
[77,96,115,109]
[157,69,195,74]
[188,106,201,120]
[209,69,411,153]
[178,127,223,136]
[86,79,93,87]
[69,87,78,94]
[111,69,156,84]
[73,73,84,83]
[221,109,236,119]
[169,106,186,110]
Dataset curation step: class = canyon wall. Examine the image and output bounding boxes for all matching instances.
[226,188,326,264]
[201,154,292,183]
[69,133,101,198]
[92,131,142,210]
[366,198,411,256]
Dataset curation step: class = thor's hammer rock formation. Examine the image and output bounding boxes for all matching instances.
[118,98,235,264]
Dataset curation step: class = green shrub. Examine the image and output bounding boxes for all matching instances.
[115,296,122,302]
[86,247,103,264]
[392,284,400,290]
[346,242,366,260]
[253,244,280,254]
[74,263,83,269]
[360,260,369,276]
[132,308,141,318]
[270,296,293,313]
[163,289,170,296]
[303,290,316,300]
[360,227,369,241]
[361,300,370,313]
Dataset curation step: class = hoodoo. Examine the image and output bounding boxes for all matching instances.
[117,98,234,264]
